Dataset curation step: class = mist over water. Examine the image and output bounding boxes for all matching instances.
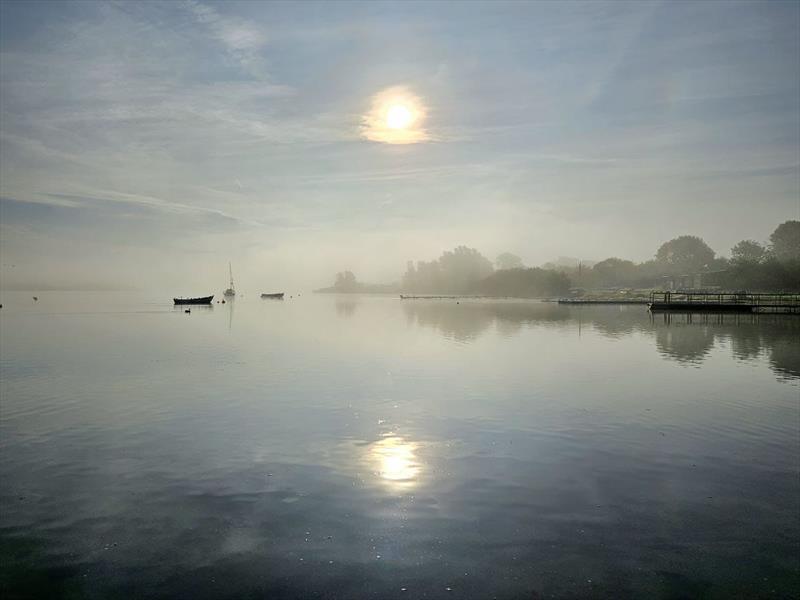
[1,293,797,598]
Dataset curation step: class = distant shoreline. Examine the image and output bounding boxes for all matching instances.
[0,287,138,292]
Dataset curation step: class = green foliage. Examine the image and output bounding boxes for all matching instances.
[769,220,800,262]
[495,252,524,270]
[719,258,800,291]
[334,271,358,292]
[715,221,800,289]
[554,226,797,291]
[731,240,765,264]
[324,221,800,296]
[402,246,494,293]
[591,257,638,287]
[476,268,570,297]
[655,235,715,273]
[316,271,399,293]
[402,247,566,296]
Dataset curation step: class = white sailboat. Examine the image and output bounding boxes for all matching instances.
[224,262,236,297]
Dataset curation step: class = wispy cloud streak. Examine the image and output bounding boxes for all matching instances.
[184,0,268,77]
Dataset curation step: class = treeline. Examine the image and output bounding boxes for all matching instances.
[474,268,571,297]
[314,270,399,294]
[401,246,569,297]
[568,220,799,291]
[317,248,569,297]
[317,220,799,296]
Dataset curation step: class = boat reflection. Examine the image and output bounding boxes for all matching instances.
[368,436,421,488]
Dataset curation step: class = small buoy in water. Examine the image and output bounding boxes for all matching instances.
[221,299,226,304]
[33,296,38,301]
[185,309,191,314]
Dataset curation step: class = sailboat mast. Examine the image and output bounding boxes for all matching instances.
[229,262,234,288]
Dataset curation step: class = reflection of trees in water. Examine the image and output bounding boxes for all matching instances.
[402,301,571,343]
[652,313,799,378]
[580,306,652,338]
[654,325,715,365]
[400,301,799,380]
[769,338,800,380]
[729,329,765,361]
[335,299,358,318]
[759,322,800,379]
[735,318,799,379]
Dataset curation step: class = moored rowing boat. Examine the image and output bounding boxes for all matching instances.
[174,295,214,305]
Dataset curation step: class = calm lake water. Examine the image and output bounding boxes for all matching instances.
[1,292,798,599]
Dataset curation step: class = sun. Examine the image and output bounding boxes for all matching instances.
[386,104,413,129]
[361,85,429,144]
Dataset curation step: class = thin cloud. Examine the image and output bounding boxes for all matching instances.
[184,0,268,77]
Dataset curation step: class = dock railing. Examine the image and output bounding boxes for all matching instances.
[649,291,800,309]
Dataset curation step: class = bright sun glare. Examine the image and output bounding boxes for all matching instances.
[369,436,420,487]
[361,86,429,144]
[386,104,413,129]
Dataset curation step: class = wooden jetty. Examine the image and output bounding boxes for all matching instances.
[558,299,649,305]
[648,291,800,314]
[400,295,495,300]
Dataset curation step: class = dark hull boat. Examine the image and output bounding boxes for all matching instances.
[261,293,285,299]
[174,295,214,305]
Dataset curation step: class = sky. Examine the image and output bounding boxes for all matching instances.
[0,0,798,291]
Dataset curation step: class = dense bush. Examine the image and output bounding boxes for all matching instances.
[474,268,571,298]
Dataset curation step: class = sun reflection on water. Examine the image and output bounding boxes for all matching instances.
[369,436,421,487]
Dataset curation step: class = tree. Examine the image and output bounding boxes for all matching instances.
[731,240,765,264]
[496,252,523,270]
[721,258,800,291]
[438,246,494,291]
[402,246,493,293]
[769,220,800,262]
[655,235,715,273]
[334,270,358,292]
[476,267,570,297]
[592,257,638,287]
